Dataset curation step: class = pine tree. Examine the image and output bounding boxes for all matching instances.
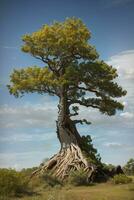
[8,18,126,181]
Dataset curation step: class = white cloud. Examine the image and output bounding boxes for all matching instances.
[120,112,134,119]
[103,142,134,153]
[107,50,134,80]
[0,101,58,128]
[105,50,134,123]
[0,151,52,169]
[104,142,124,148]
[0,132,55,142]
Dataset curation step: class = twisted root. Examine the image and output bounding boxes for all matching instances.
[31,144,96,182]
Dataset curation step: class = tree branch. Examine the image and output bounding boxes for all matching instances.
[33,55,60,76]
[69,112,79,117]
[69,99,100,109]
[30,87,56,96]
[68,85,101,96]
[73,119,91,125]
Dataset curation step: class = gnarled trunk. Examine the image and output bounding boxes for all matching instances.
[31,93,97,181]
[57,95,81,149]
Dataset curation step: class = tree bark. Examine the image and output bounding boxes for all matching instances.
[56,93,81,149]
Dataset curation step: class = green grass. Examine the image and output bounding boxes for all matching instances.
[7,182,134,200]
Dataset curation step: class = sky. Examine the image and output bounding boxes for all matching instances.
[0,0,134,170]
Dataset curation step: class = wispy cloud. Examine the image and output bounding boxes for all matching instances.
[1,46,18,50]
[0,101,58,129]
[0,151,52,170]
[0,132,55,143]
[104,142,124,148]
[120,112,134,119]
[103,142,134,152]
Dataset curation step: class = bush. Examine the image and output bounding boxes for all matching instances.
[112,174,132,184]
[20,167,38,177]
[0,168,29,197]
[41,173,62,187]
[68,169,88,186]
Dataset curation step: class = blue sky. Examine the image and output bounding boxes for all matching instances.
[0,0,134,169]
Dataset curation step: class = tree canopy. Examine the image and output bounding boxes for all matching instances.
[123,158,134,175]
[8,18,126,120]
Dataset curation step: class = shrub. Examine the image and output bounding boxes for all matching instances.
[112,174,132,184]
[0,168,29,197]
[21,167,38,177]
[68,169,88,186]
[41,173,62,187]
[28,176,43,189]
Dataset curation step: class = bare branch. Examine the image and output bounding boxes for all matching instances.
[73,119,91,125]
[69,112,79,117]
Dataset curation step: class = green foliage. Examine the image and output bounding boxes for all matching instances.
[41,173,62,187]
[21,17,98,61]
[28,176,44,190]
[81,135,101,165]
[7,67,58,97]
[68,169,88,186]
[112,174,132,184]
[0,168,29,197]
[123,158,134,175]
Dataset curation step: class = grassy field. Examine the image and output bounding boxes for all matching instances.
[0,172,134,200]
[8,182,134,200]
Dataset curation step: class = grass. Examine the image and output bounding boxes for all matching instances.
[0,171,134,200]
[7,181,134,200]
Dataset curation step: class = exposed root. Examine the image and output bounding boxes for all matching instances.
[31,143,97,182]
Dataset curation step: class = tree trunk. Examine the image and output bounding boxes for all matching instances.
[31,92,98,181]
[57,95,81,149]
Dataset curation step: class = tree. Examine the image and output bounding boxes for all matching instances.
[8,18,126,181]
[123,158,134,175]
